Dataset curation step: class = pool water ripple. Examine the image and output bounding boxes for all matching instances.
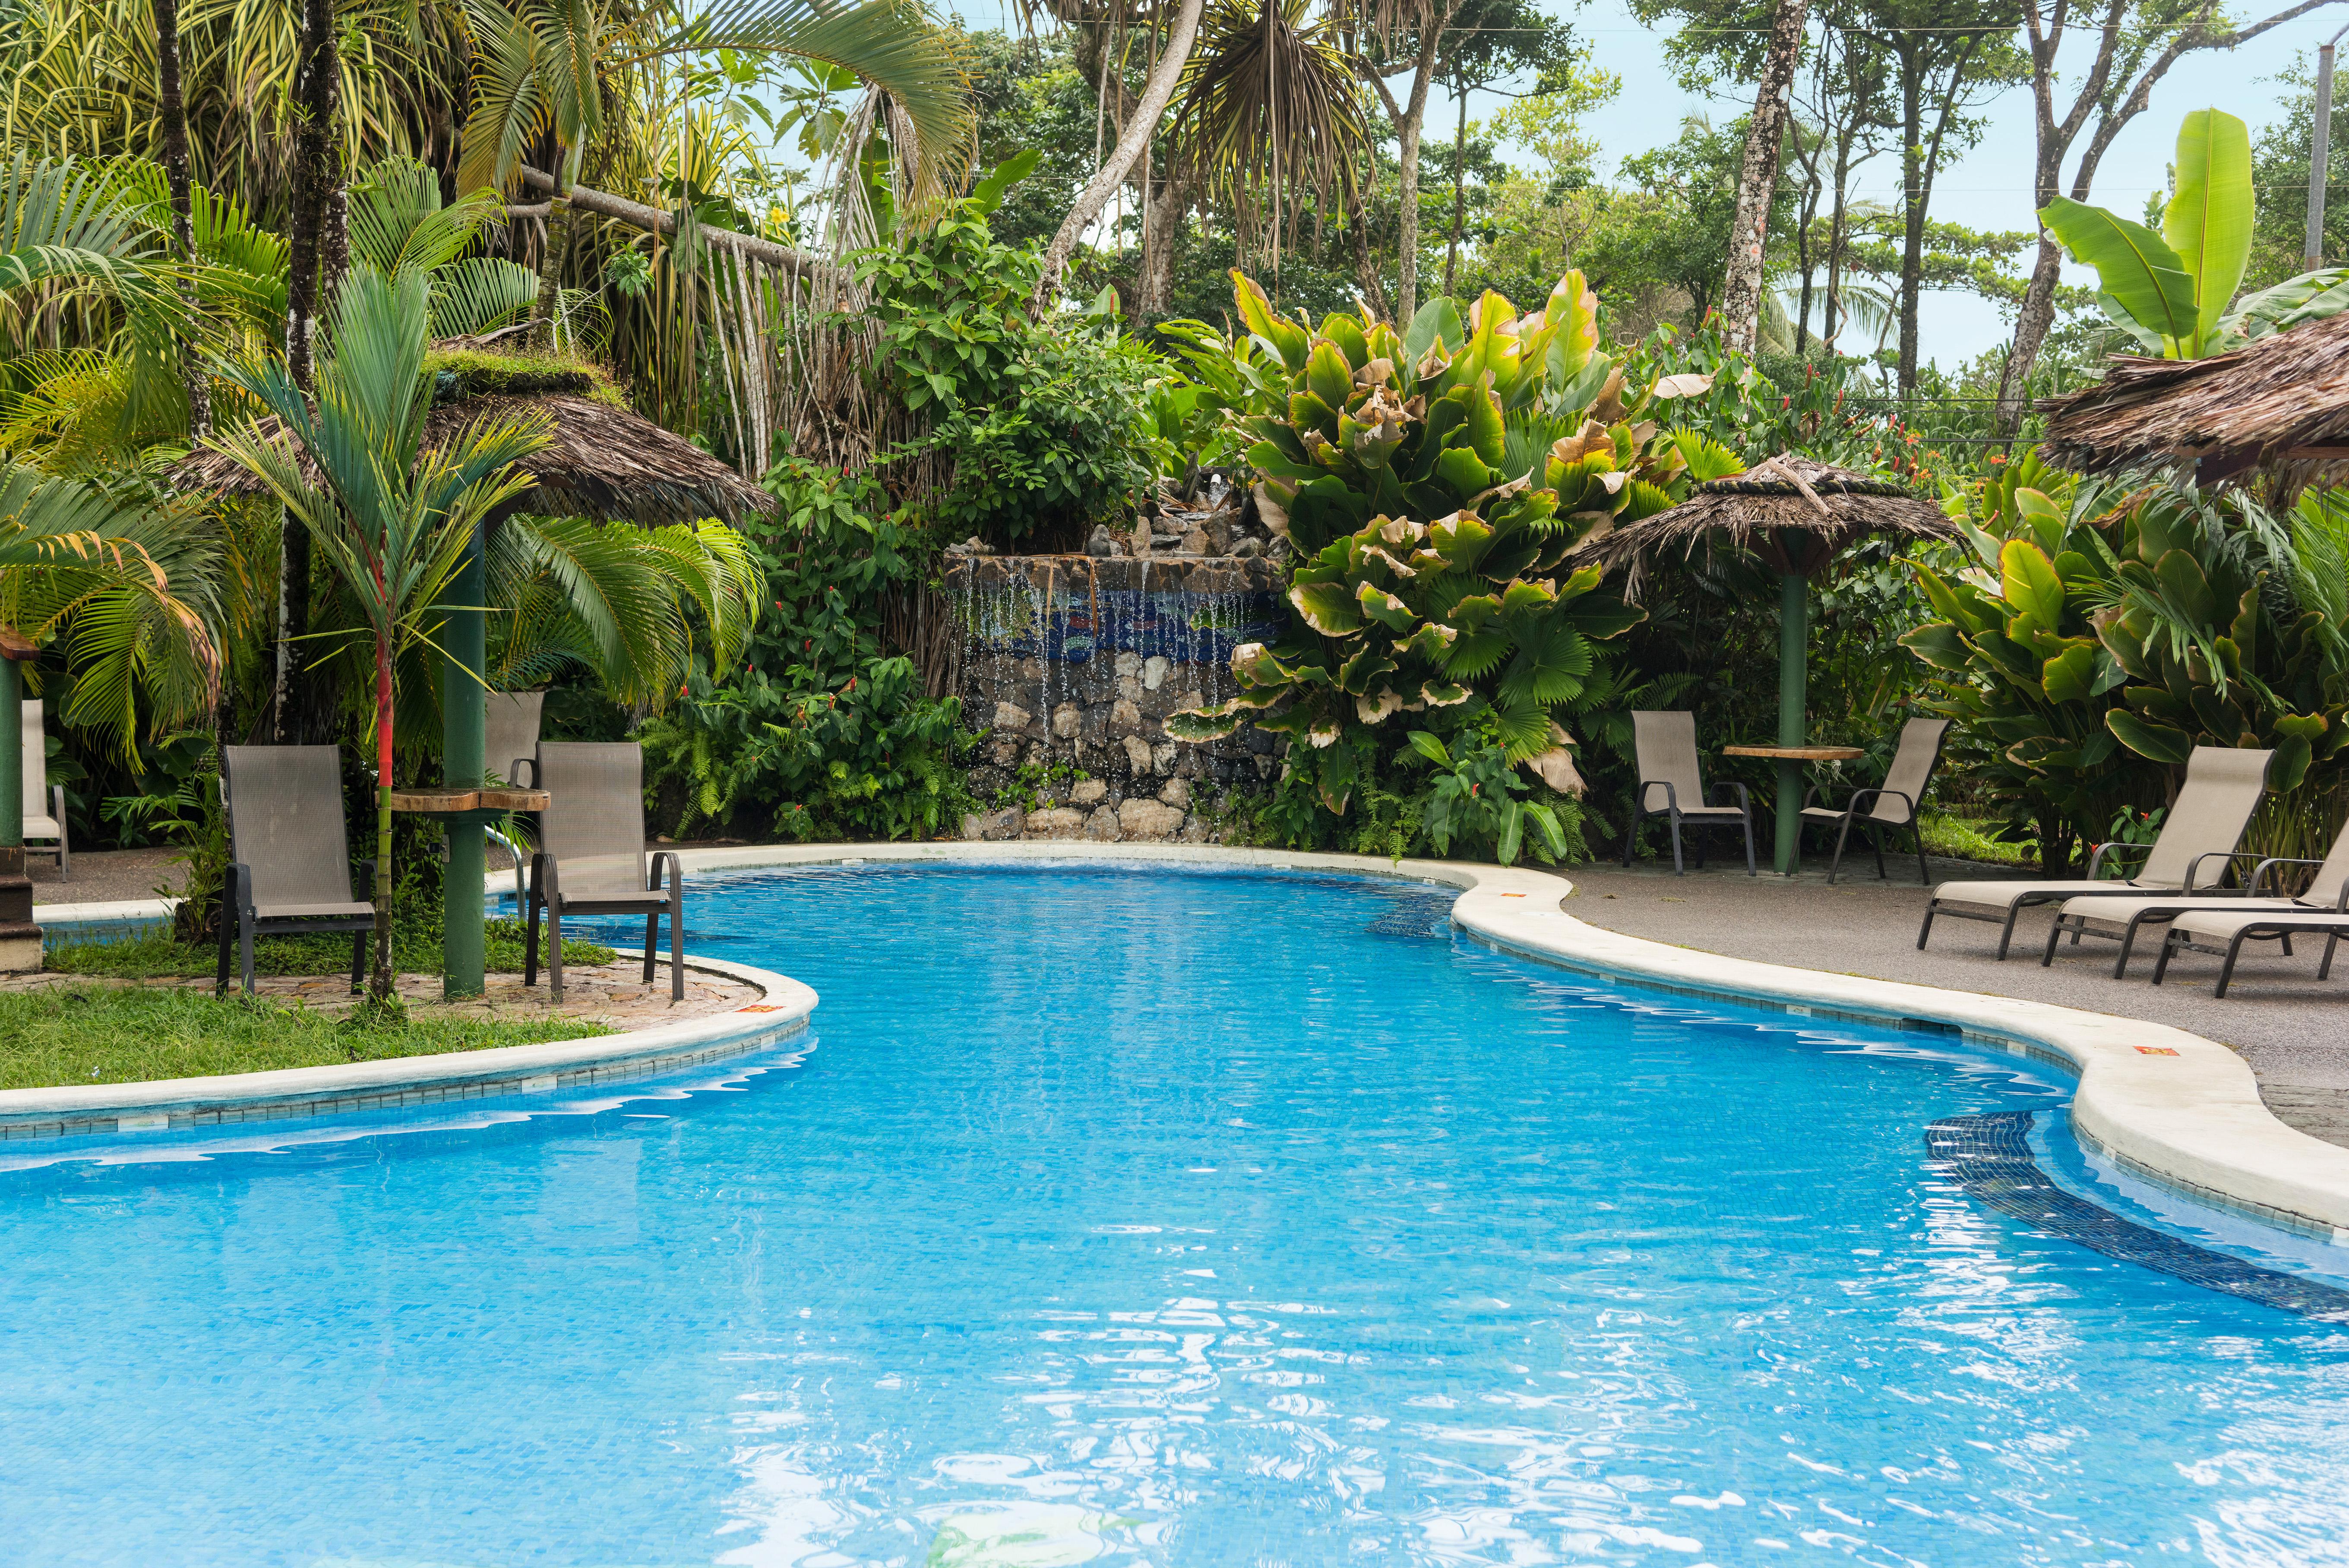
[3,864,2348,1567]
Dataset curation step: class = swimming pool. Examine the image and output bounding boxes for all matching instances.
[5,863,2347,1565]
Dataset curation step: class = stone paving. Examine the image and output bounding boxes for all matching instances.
[8,958,758,1029]
[1550,855,2349,1151]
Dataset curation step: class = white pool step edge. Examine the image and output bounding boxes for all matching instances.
[16,841,2348,1248]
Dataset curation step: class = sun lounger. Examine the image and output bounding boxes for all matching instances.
[522,741,683,1003]
[21,699,66,879]
[2152,897,2349,996]
[215,745,373,996]
[1916,745,2272,958]
[1797,716,1948,884]
[2043,819,2349,977]
[1621,710,1756,875]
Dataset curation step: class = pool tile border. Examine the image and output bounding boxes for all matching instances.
[0,952,814,1141]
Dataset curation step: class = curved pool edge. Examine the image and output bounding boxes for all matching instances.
[672,841,2349,1246]
[0,951,815,1142]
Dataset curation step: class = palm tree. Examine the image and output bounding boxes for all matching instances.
[212,266,548,1005]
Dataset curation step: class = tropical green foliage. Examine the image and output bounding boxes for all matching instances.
[1901,458,2349,870]
[1408,726,1572,866]
[1170,269,1739,818]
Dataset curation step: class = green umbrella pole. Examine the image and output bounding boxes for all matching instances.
[0,648,38,971]
[442,528,486,999]
[1775,567,1808,875]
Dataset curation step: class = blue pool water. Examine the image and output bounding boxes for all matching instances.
[5,864,2348,1566]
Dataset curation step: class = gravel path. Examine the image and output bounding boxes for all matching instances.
[26,847,183,907]
[1548,854,2349,1151]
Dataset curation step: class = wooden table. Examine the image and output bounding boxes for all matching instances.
[1723,745,1864,873]
[387,787,550,824]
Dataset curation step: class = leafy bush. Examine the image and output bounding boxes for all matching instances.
[858,157,1156,549]
[639,456,972,841]
[1170,270,1738,822]
[1901,458,2349,869]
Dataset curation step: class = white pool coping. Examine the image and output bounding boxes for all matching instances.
[0,951,814,1141]
[19,841,2349,1249]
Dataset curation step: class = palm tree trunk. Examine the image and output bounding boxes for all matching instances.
[1720,0,1809,354]
[372,631,395,1002]
[534,198,575,349]
[154,0,207,442]
[1034,0,1207,313]
[273,0,340,742]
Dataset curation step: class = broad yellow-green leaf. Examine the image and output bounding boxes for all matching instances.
[2040,643,2099,705]
[1356,580,1414,631]
[2106,710,2196,765]
[1999,539,2065,629]
[1231,270,1309,368]
[1317,314,1371,372]
[1305,339,1353,413]
[1290,579,1365,636]
[2041,196,2197,354]
[2163,108,2254,354]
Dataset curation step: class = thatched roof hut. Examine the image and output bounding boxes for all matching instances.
[2036,310,2349,488]
[173,350,774,526]
[1572,455,1956,597]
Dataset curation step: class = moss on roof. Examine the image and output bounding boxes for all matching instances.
[424,348,628,410]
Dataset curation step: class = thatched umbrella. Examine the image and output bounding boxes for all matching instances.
[173,357,774,997]
[172,392,775,525]
[1573,455,1959,872]
[2036,309,2349,490]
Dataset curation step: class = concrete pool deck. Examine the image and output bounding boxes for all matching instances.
[1549,856,2349,1152]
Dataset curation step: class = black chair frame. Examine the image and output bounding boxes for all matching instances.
[215,860,374,997]
[523,849,685,1002]
[1621,779,1757,876]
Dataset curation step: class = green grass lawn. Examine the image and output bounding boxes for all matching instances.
[47,917,615,980]
[0,984,614,1091]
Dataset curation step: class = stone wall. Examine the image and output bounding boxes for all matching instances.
[942,554,1290,843]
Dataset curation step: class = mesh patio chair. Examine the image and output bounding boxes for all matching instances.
[523,741,683,1002]
[1796,717,1950,884]
[1621,710,1755,876]
[1918,746,2272,959]
[2042,816,2349,978]
[484,690,546,787]
[215,745,372,996]
[21,699,66,879]
[481,690,545,910]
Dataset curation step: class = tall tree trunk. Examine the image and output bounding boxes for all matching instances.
[1347,171,1389,320]
[1894,54,1923,395]
[1139,169,1190,315]
[1823,104,1860,352]
[371,631,395,1003]
[1034,0,1206,313]
[273,0,340,743]
[1719,0,1809,355]
[154,0,209,443]
[1442,75,1469,296]
[1382,5,1451,323]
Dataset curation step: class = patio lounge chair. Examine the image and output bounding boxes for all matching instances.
[2041,819,2349,978]
[215,745,372,996]
[1916,745,2273,958]
[2151,894,2349,997]
[1622,711,1756,876]
[21,699,66,879]
[522,741,683,1003]
[1796,716,1949,884]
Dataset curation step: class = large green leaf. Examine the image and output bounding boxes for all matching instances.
[2042,196,2197,354]
[2040,643,2098,705]
[1999,539,2065,630]
[2106,710,2196,764]
[2162,108,2254,354]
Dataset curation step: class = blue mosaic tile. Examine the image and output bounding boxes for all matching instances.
[1926,1110,2349,1321]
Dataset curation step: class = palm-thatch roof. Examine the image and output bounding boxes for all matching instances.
[172,355,773,527]
[2036,310,2349,489]
[1571,455,1956,597]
